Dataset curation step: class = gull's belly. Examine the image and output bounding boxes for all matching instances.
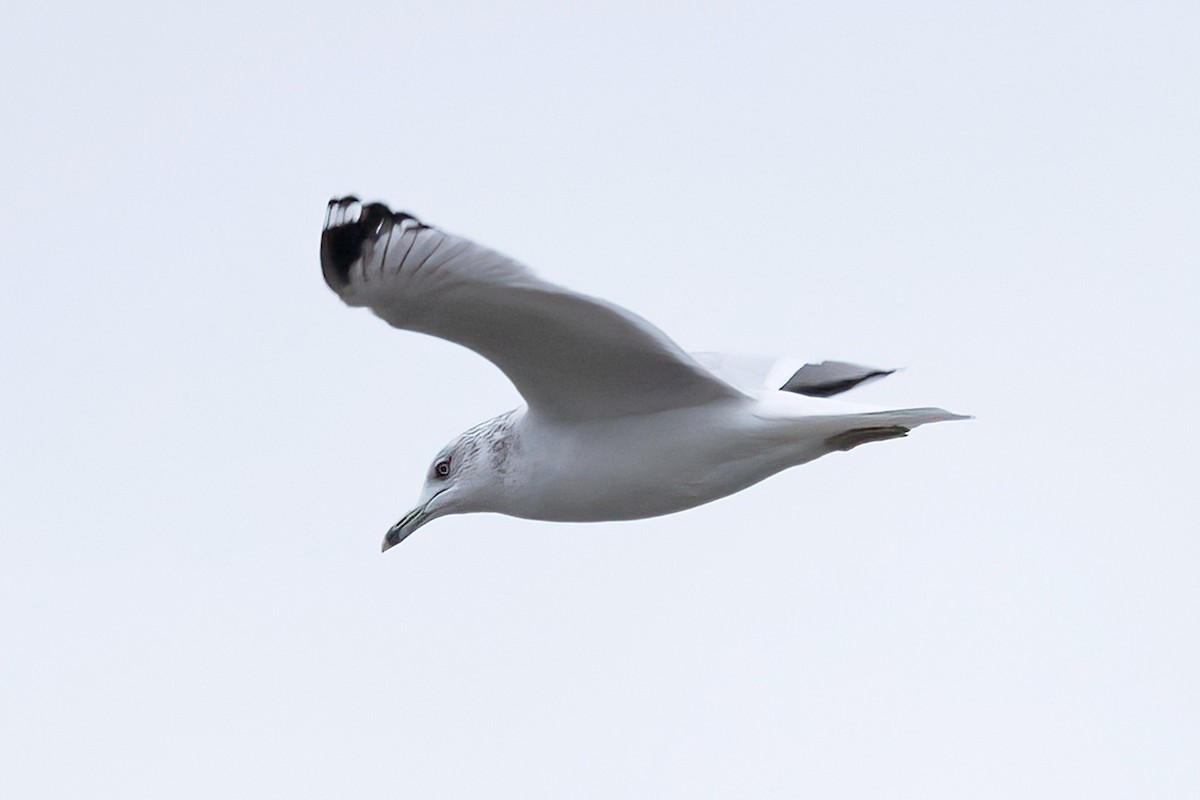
[511,403,795,522]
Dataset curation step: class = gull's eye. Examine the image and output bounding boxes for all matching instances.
[434,458,451,478]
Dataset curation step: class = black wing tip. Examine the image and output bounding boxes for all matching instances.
[781,361,896,398]
[324,195,425,228]
[320,196,426,292]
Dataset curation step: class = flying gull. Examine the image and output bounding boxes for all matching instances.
[320,197,968,551]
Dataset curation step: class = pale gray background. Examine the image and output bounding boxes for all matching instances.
[3,2,1197,797]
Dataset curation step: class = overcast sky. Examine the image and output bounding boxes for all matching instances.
[3,2,1198,797]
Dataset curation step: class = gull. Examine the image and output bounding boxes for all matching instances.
[320,197,968,551]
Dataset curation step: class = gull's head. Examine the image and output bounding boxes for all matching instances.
[381,413,518,552]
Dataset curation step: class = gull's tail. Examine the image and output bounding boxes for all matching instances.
[819,406,970,451]
[757,394,970,461]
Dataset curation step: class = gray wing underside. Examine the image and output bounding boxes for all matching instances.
[321,198,744,421]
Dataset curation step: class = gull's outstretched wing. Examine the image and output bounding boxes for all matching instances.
[321,197,744,421]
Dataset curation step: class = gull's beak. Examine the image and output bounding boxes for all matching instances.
[382,504,432,552]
